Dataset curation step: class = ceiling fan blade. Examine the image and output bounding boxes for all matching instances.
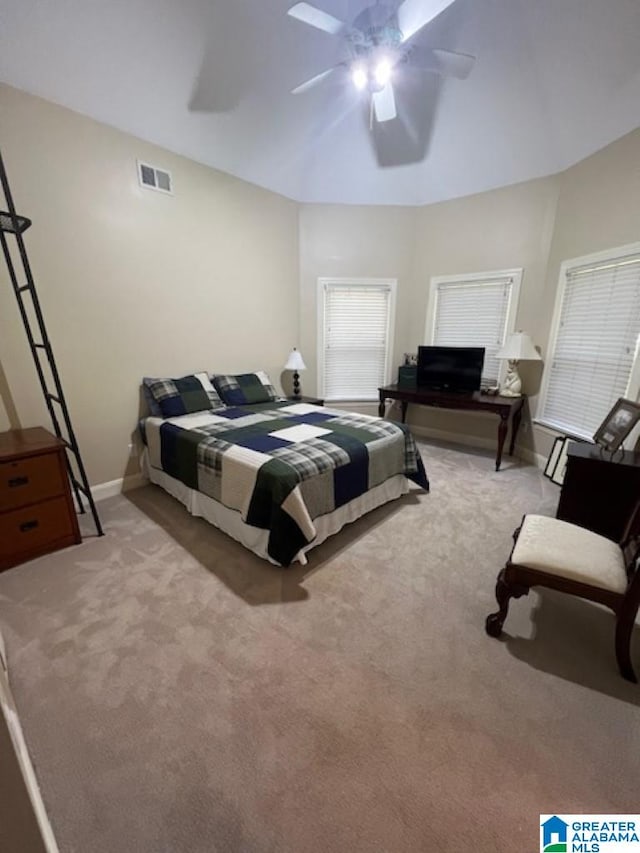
[396,0,457,43]
[287,2,346,35]
[372,82,397,123]
[409,46,476,79]
[291,65,340,94]
[431,48,475,78]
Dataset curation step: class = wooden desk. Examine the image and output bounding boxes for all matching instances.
[556,442,640,541]
[378,384,525,471]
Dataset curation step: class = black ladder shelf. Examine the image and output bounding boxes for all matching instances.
[0,149,103,537]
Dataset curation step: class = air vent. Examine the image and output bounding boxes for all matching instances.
[137,160,173,195]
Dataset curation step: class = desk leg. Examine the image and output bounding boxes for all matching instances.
[509,401,524,455]
[378,395,386,418]
[401,401,408,423]
[496,413,509,471]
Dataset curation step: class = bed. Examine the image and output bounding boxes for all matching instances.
[141,371,429,566]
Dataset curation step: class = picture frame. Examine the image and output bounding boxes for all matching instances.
[592,397,640,453]
[543,435,576,486]
[544,436,563,479]
[551,436,572,485]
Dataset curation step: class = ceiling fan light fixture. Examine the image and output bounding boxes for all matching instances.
[352,65,368,90]
[287,0,473,127]
[374,58,392,87]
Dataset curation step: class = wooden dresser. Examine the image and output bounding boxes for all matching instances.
[556,441,640,541]
[0,427,80,571]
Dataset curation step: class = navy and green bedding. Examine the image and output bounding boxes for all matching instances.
[145,401,429,566]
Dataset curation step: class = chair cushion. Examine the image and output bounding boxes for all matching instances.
[511,514,627,594]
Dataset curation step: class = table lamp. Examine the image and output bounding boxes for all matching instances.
[495,331,541,397]
[284,347,306,399]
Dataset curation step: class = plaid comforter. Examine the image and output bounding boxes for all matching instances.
[145,401,429,566]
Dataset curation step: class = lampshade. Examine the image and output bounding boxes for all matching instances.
[495,332,541,361]
[284,348,306,371]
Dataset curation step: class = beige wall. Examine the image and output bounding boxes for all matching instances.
[298,129,640,459]
[298,179,561,443]
[407,178,560,448]
[298,204,417,399]
[0,84,299,486]
[1,83,638,487]
[530,128,640,456]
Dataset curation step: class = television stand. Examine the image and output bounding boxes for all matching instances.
[378,384,526,471]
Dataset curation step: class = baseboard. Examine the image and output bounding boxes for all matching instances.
[408,423,497,452]
[91,472,147,502]
[410,426,549,469]
[329,401,379,415]
[91,408,544,502]
[337,402,533,460]
[517,446,547,470]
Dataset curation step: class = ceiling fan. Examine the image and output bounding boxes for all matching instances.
[288,0,475,124]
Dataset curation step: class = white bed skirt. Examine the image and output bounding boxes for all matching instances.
[141,449,409,566]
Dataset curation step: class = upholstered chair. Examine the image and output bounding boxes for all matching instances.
[486,502,640,681]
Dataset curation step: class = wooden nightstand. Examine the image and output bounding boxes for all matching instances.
[286,395,325,406]
[0,427,81,571]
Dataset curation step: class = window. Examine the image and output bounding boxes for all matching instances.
[425,269,522,385]
[318,278,396,401]
[537,243,640,439]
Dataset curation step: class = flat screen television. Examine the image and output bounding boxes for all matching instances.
[417,345,485,393]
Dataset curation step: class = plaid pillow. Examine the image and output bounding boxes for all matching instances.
[142,377,163,417]
[144,372,224,418]
[213,371,278,406]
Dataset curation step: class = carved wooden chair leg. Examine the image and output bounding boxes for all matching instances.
[614,610,638,683]
[485,567,529,638]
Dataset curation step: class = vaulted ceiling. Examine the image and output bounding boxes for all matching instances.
[1,0,639,205]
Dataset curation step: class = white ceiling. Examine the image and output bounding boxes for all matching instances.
[1,0,639,206]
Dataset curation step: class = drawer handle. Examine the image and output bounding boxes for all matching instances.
[8,476,29,488]
[19,519,39,533]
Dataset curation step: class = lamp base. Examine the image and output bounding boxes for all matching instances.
[292,371,301,398]
[499,360,522,397]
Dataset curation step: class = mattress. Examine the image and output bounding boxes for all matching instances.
[143,400,429,566]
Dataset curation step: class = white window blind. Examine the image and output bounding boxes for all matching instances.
[322,280,394,400]
[432,277,514,383]
[539,252,640,439]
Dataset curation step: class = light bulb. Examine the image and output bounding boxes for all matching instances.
[374,59,392,87]
[352,65,367,91]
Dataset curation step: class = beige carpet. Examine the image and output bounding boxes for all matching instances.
[0,440,639,853]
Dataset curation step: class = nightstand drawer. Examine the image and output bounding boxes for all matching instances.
[0,452,65,511]
[0,496,76,566]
